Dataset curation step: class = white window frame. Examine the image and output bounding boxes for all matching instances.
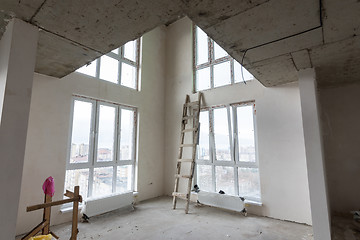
[195,101,261,201]
[66,96,137,199]
[77,39,141,90]
[193,25,254,92]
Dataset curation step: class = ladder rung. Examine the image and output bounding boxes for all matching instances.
[177,159,194,162]
[183,115,196,120]
[182,128,197,133]
[180,144,196,148]
[172,192,188,198]
[185,101,199,107]
[175,174,192,179]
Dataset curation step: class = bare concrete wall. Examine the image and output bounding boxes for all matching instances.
[16,26,166,235]
[319,83,360,214]
[164,17,312,224]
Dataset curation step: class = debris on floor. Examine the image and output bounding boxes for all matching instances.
[218,190,225,194]
[81,213,90,223]
[192,184,200,193]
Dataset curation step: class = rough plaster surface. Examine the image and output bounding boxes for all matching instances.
[17,197,314,240]
[15,26,167,235]
[164,18,312,225]
[0,0,359,87]
[319,83,360,214]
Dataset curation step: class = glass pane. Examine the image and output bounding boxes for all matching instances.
[97,105,116,162]
[70,100,92,164]
[124,40,136,62]
[237,106,256,162]
[99,55,118,83]
[214,41,228,59]
[197,111,210,160]
[196,67,210,91]
[238,167,260,199]
[93,167,113,197]
[213,108,231,161]
[234,61,254,83]
[116,165,133,193]
[111,48,119,54]
[215,166,235,195]
[214,61,231,88]
[197,165,212,192]
[65,169,89,199]
[120,109,135,160]
[121,63,136,89]
[196,27,209,65]
[76,59,97,77]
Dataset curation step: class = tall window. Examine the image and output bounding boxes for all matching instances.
[76,39,140,90]
[196,102,261,201]
[194,26,255,91]
[65,97,137,199]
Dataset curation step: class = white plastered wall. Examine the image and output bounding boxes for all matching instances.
[164,17,312,225]
[16,26,166,235]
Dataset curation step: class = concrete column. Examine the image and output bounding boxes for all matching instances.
[298,68,331,240]
[0,19,38,238]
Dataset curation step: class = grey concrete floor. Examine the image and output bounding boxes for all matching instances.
[38,197,313,240]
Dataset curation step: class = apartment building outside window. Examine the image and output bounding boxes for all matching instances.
[194,26,255,92]
[65,97,137,199]
[196,102,261,201]
[76,39,140,90]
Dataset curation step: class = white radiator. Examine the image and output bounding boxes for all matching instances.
[197,191,245,212]
[83,192,133,217]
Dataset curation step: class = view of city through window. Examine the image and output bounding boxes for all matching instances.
[76,39,140,90]
[196,103,261,200]
[65,98,136,199]
[194,26,255,91]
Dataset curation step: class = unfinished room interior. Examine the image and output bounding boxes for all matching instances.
[0,0,359,239]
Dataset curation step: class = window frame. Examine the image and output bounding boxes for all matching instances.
[76,39,141,91]
[195,101,260,201]
[193,25,254,92]
[66,96,137,199]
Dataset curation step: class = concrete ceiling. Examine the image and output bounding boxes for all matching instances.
[0,0,359,87]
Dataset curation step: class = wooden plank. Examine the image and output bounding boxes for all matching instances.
[42,194,52,235]
[182,128,197,133]
[183,115,195,120]
[179,144,196,148]
[27,198,78,212]
[21,220,48,240]
[50,231,59,239]
[175,174,192,179]
[71,186,80,240]
[172,192,188,198]
[177,159,194,162]
[64,190,75,198]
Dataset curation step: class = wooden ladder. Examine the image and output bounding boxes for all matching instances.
[172,92,202,214]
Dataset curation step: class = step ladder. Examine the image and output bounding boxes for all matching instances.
[172,93,202,214]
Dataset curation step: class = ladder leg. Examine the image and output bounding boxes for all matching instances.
[172,162,181,209]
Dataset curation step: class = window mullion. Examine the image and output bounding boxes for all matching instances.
[209,39,214,89]
[88,100,98,197]
[131,109,137,191]
[95,59,100,79]
[232,106,240,195]
[209,109,216,192]
[230,58,235,85]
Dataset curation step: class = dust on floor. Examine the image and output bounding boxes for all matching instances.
[18,197,314,240]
